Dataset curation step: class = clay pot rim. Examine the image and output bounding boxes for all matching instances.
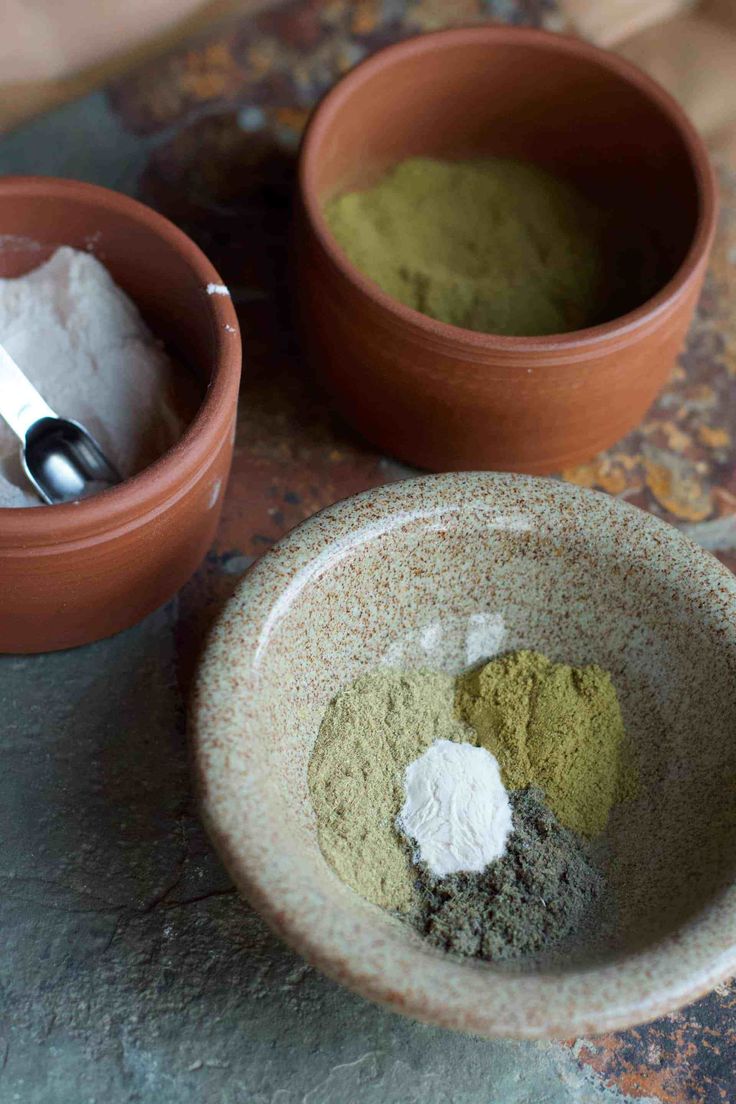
[0,176,241,545]
[299,25,717,354]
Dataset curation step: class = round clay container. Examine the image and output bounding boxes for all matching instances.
[194,472,736,1038]
[0,177,241,654]
[297,26,717,473]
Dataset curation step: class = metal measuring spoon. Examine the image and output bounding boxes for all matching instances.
[0,342,120,505]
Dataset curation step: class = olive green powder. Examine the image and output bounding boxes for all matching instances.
[308,669,473,911]
[409,787,607,962]
[310,650,634,952]
[324,156,604,336]
[457,650,637,837]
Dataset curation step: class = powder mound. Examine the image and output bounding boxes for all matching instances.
[457,650,637,836]
[0,246,199,507]
[398,740,512,876]
[409,787,607,962]
[324,156,604,337]
[308,670,473,911]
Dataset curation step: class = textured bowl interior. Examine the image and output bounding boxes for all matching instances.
[194,473,736,1038]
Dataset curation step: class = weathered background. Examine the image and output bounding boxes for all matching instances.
[1,2,736,1101]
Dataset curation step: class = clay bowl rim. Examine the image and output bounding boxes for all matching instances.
[299,25,717,355]
[194,473,736,1039]
[0,176,241,544]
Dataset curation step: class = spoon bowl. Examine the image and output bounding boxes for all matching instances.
[22,416,120,505]
[0,340,120,505]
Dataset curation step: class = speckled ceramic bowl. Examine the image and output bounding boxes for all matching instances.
[193,473,736,1038]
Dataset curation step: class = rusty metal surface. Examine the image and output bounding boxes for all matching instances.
[1,1,736,1101]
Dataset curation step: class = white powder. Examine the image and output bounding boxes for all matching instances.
[0,246,198,508]
[397,740,512,877]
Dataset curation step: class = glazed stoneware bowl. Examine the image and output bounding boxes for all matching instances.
[194,473,736,1039]
[0,177,241,654]
[297,27,717,474]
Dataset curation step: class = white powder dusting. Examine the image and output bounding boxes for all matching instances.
[207,478,222,509]
[0,247,199,507]
[397,740,512,877]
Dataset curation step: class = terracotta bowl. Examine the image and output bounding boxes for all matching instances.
[296,27,717,474]
[0,177,241,654]
[194,473,736,1038]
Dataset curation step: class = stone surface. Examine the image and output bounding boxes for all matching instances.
[1,1,736,1100]
[0,607,661,1104]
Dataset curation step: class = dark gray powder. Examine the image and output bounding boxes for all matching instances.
[408,788,607,962]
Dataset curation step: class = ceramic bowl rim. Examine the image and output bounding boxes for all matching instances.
[0,176,241,543]
[194,472,736,1038]
[299,25,717,354]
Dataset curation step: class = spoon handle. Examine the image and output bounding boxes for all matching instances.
[0,343,57,441]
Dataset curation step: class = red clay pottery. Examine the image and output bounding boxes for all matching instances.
[0,177,241,653]
[297,26,717,473]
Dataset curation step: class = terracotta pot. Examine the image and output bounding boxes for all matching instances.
[297,26,717,473]
[0,177,241,654]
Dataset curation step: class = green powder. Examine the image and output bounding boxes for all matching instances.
[457,650,637,837]
[308,669,473,911]
[310,651,634,937]
[410,787,607,963]
[324,156,604,336]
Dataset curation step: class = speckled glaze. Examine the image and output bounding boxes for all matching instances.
[193,473,736,1039]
